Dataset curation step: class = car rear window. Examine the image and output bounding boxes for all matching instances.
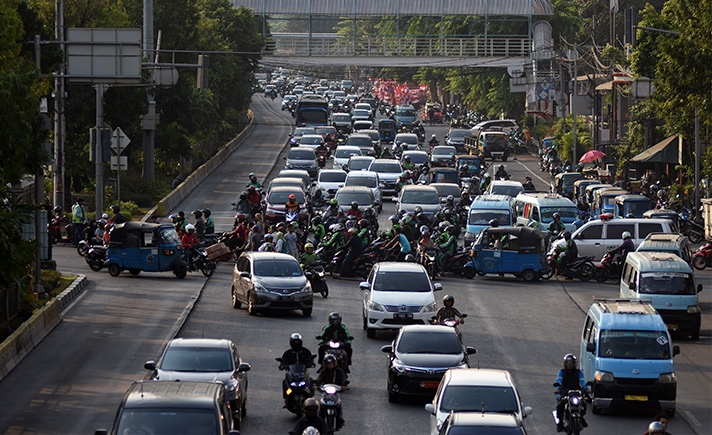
[440,386,517,413]
[346,176,377,188]
[370,162,401,173]
[319,172,347,183]
[117,409,219,435]
[401,189,440,204]
[161,348,232,372]
[268,191,306,204]
[289,149,315,159]
[335,147,362,158]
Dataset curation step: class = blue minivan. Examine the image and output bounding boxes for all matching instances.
[580,299,679,416]
[464,195,513,246]
[393,105,416,128]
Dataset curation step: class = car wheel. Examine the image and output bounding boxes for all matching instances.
[366,327,376,338]
[231,286,242,309]
[522,268,537,282]
[362,314,368,330]
[128,268,141,276]
[242,399,247,416]
[247,292,257,316]
[302,307,312,317]
[108,263,121,277]
[591,404,601,415]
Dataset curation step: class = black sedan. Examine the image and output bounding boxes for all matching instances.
[381,325,476,403]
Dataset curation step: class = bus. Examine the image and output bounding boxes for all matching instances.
[295,95,329,127]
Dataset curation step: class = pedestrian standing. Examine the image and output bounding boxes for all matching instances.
[71,198,88,247]
[285,222,300,258]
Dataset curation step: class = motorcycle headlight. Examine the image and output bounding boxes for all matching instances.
[422,301,438,312]
[290,138,297,144]
[391,359,407,373]
[298,381,306,387]
[658,373,677,384]
[367,300,385,311]
[571,396,580,405]
[594,370,614,382]
[324,385,338,394]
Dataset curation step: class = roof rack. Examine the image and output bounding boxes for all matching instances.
[593,298,655,315]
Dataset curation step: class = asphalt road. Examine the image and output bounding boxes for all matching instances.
[0,96,709,435]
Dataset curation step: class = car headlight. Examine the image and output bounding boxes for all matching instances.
[659,373,677,384]
[303,282,312,293]
[226,378,239,393]
[254,282,268,293]
[455,362,468,369]
[687,305,701,313]
[594,370,614,382]
[422,301,438,312]
[286,163,294,168]
[391,358,407,373]
[367,300,385,311]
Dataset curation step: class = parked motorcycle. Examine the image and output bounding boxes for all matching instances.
[439,250,472,276]
[85,245,107,271]
[553,383,591,435]
[693,242,712,270]
[679,209,705,243]
[319,384,344,432]
[593,252,624,282]
[541,246,595,281]
[276,358,314,418]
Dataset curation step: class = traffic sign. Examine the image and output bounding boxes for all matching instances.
[110,155,128,171]
[111,127,131,153]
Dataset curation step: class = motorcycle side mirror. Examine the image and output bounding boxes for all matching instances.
[673,345,680,356]
[586,342,595,353]
[433,283,443,291]
[424,403,435,414]
[282,156,287,160]
[359,282,369,290]
[380,345,393,354]
[304,271,312,279]
[697,284,703,293]
[144,361,156,371]
[391,197,398,203]
[238,363,251,372]
[465,346,477,355]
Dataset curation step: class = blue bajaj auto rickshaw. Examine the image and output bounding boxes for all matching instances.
[106,222,187,278]
[378,119,396,143]
[464,227,547,281]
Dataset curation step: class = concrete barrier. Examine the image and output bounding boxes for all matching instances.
[0,273,87,382]
[147,111,255,220]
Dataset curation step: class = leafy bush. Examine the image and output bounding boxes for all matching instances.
[40,270,61,293]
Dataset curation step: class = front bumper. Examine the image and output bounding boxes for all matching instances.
[388,369,448,398]
[254,290,313,311]
[365,305,434,330]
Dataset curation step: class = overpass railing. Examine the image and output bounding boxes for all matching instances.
[265,34,531,57]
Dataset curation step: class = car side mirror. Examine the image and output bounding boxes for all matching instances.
[238,362,251,372]
[391,197,398,202]
[697,284,703,293]
[523,406,532,416]
[240,271,250,278]
[433,283,443,291]
[673,345,680,356]
[282,156,287,160]
[466,346,477,355]
[144,361,156,371]
[577,233,584,240]
[628,282,636,291]
[380,345,393,354]
[424,403,435,414]
[359,281,369,290]
[94,430,108,435]
[586,342,596,353]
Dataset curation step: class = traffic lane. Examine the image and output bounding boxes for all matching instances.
[558,276,711,433]
[167,95,294,229]
[0,245,210,434]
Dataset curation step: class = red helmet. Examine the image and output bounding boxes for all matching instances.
[289,194,296,200]
[236,213,246,222]
[248,186,256,192]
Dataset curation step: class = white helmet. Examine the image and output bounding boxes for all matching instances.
[622,231,631,239]
[185,224,196,232]
[431,134,436,139]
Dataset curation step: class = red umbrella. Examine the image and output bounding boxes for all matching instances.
[579,150,606,163]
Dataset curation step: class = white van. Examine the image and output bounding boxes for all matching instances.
[513,192,579,231]
[571,219,677,264]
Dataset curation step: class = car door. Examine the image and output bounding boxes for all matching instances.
[605,223,636,252]
[237,256,251,302]
[573,222,604,260]
[232,344,247,409]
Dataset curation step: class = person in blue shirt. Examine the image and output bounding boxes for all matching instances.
[554,353,590,432]
[384,226,411,261]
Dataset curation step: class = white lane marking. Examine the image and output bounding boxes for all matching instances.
[684,410,702,427]
[515,159,549,185]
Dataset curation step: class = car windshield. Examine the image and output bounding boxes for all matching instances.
[349,159,373,171]
[117,409,218,435]
[289,149,315,160]
[484,135,508,146]
[254,259,303,277]
[268,191,306,204]
[561,177,580,188]
[434,185,461,198]
[160,347,232,372]
[360,131,380,141]
[440,386,518,413]
[347,136,372,147]
[319,172,347,183]
[333,114,350,122]
[353,110,370,117]
[447,427,523,435]
[346,176,377,188]
[300,136,322,145]
[403,153,428,164]
[294,128,315,136]
[336,191,372,205]
[401,189,440,204]
[449,129,471,139]
[396,107,415,116]
[541,207,579,223]
[598,330,672,359]
[396,331,462,354]
[335,148,362,158]
[315,127,334,135]
[159,228,180,244]
[398,136,418,145]
[469,210,511,226]
[602,194,620,206]
[373,270,431,292]
[370,162,401,173]
[639,272,695,295]
[623,201,652,217]
[433,147,456,157]
[490,185,523,197]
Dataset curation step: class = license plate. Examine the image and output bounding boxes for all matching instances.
[394,313,413,320]
[278,296,290,301]
[624,395,648,401]
[423,381,440,389]
[666,323,678,330]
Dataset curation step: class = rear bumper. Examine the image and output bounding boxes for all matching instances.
[592,380,676,411]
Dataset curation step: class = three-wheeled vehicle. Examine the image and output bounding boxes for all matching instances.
[464,227,547,281]
[591,187,628,217]
[573,179,599,202]
[552,172,583,199]
[378,119,396,144]
[106,222,188,278]
[643,208,680,228]
[613,194,654,218]
[429,167,459,185]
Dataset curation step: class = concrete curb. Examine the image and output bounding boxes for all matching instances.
[0,273,87,382]
[142,111,255,222]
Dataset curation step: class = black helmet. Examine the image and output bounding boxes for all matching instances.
[311,216,322,225]
[53,206,62,214]
[240,191,247,199]
[110,205,120,213]
[414,206,423,215]
[563,230,572,241]
[303,398,319,416]
[328,312,342,326]
[489,219,499,228]
[443,294,454,305]
[389,215,399,224]
[563,353,577,367]
[202,209,211,217]
[351,201,359,209]
[553,212,561,219]
[192,209,202,218]
[323,354,337,367]
[359,219,369,228]
[289,333,303,350]
[447,225,456,234]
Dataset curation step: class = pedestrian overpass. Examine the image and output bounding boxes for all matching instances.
[232,0,555,68]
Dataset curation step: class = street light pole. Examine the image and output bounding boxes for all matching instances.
[569,48,579,163]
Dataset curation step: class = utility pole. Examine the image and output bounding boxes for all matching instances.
[570,48,579,163]
[53,0,65,211]
[34,35,45,294]
[95,84,105,214]
[695,106,700,219]
[142,0,157,181]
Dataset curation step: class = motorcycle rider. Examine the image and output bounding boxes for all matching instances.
[323,224,346,251]
[548,213,566,236]
[285,194,301,213]
[246,186,261,213]
[336,228,362,279]
[346,201,362,220]
[317,312,353,369]
[435,294,465,324]
[608,231,634,262]
[258,233,275,252]
[480,173,492,191]
[417,166,430,184]
[554,354,590,432]
[412,206,430,229]
[523,176,536,191]
[300,243,319,269]
[384,226,411,261]
[110,204,127,225]
[323,199,341,226]
[192,210,205,238]
[311,189,326,209]
[446,155,457,168]
[288,398,332,435]
[494,164,510,180]
[458,164,470,181]
[281,333,316,407]
[314,355,347,430]
[400,215,416,242]
[235,191,252,215]
[380,145,394,159]
[203,209,215,234]
[247,172,261,189]
[311,216,326,244]
[357,219,372,247]
[428,134,439,151]
[384,215,401,238]
[438,225,458,272]
[402,155,415,171]
[558,231,579,270]
[181,224,199,270]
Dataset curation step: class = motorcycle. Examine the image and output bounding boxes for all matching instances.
[183,244,216,277]
[593,252,623,282]
[317,149,328,168]
[329,247,376,279]
[318,384,344,432]
[679,209,705,243]
[317,337,352,373]
[693,242,712,271]
[439,250,472,276]
[304,261,329,298]
[553,383,591,435]
[276,358,314,418]
[49,213,77,244]
[419,247,439,279]
[85,245,107,271]
[432,314,467,341]
[541,245,595,281]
